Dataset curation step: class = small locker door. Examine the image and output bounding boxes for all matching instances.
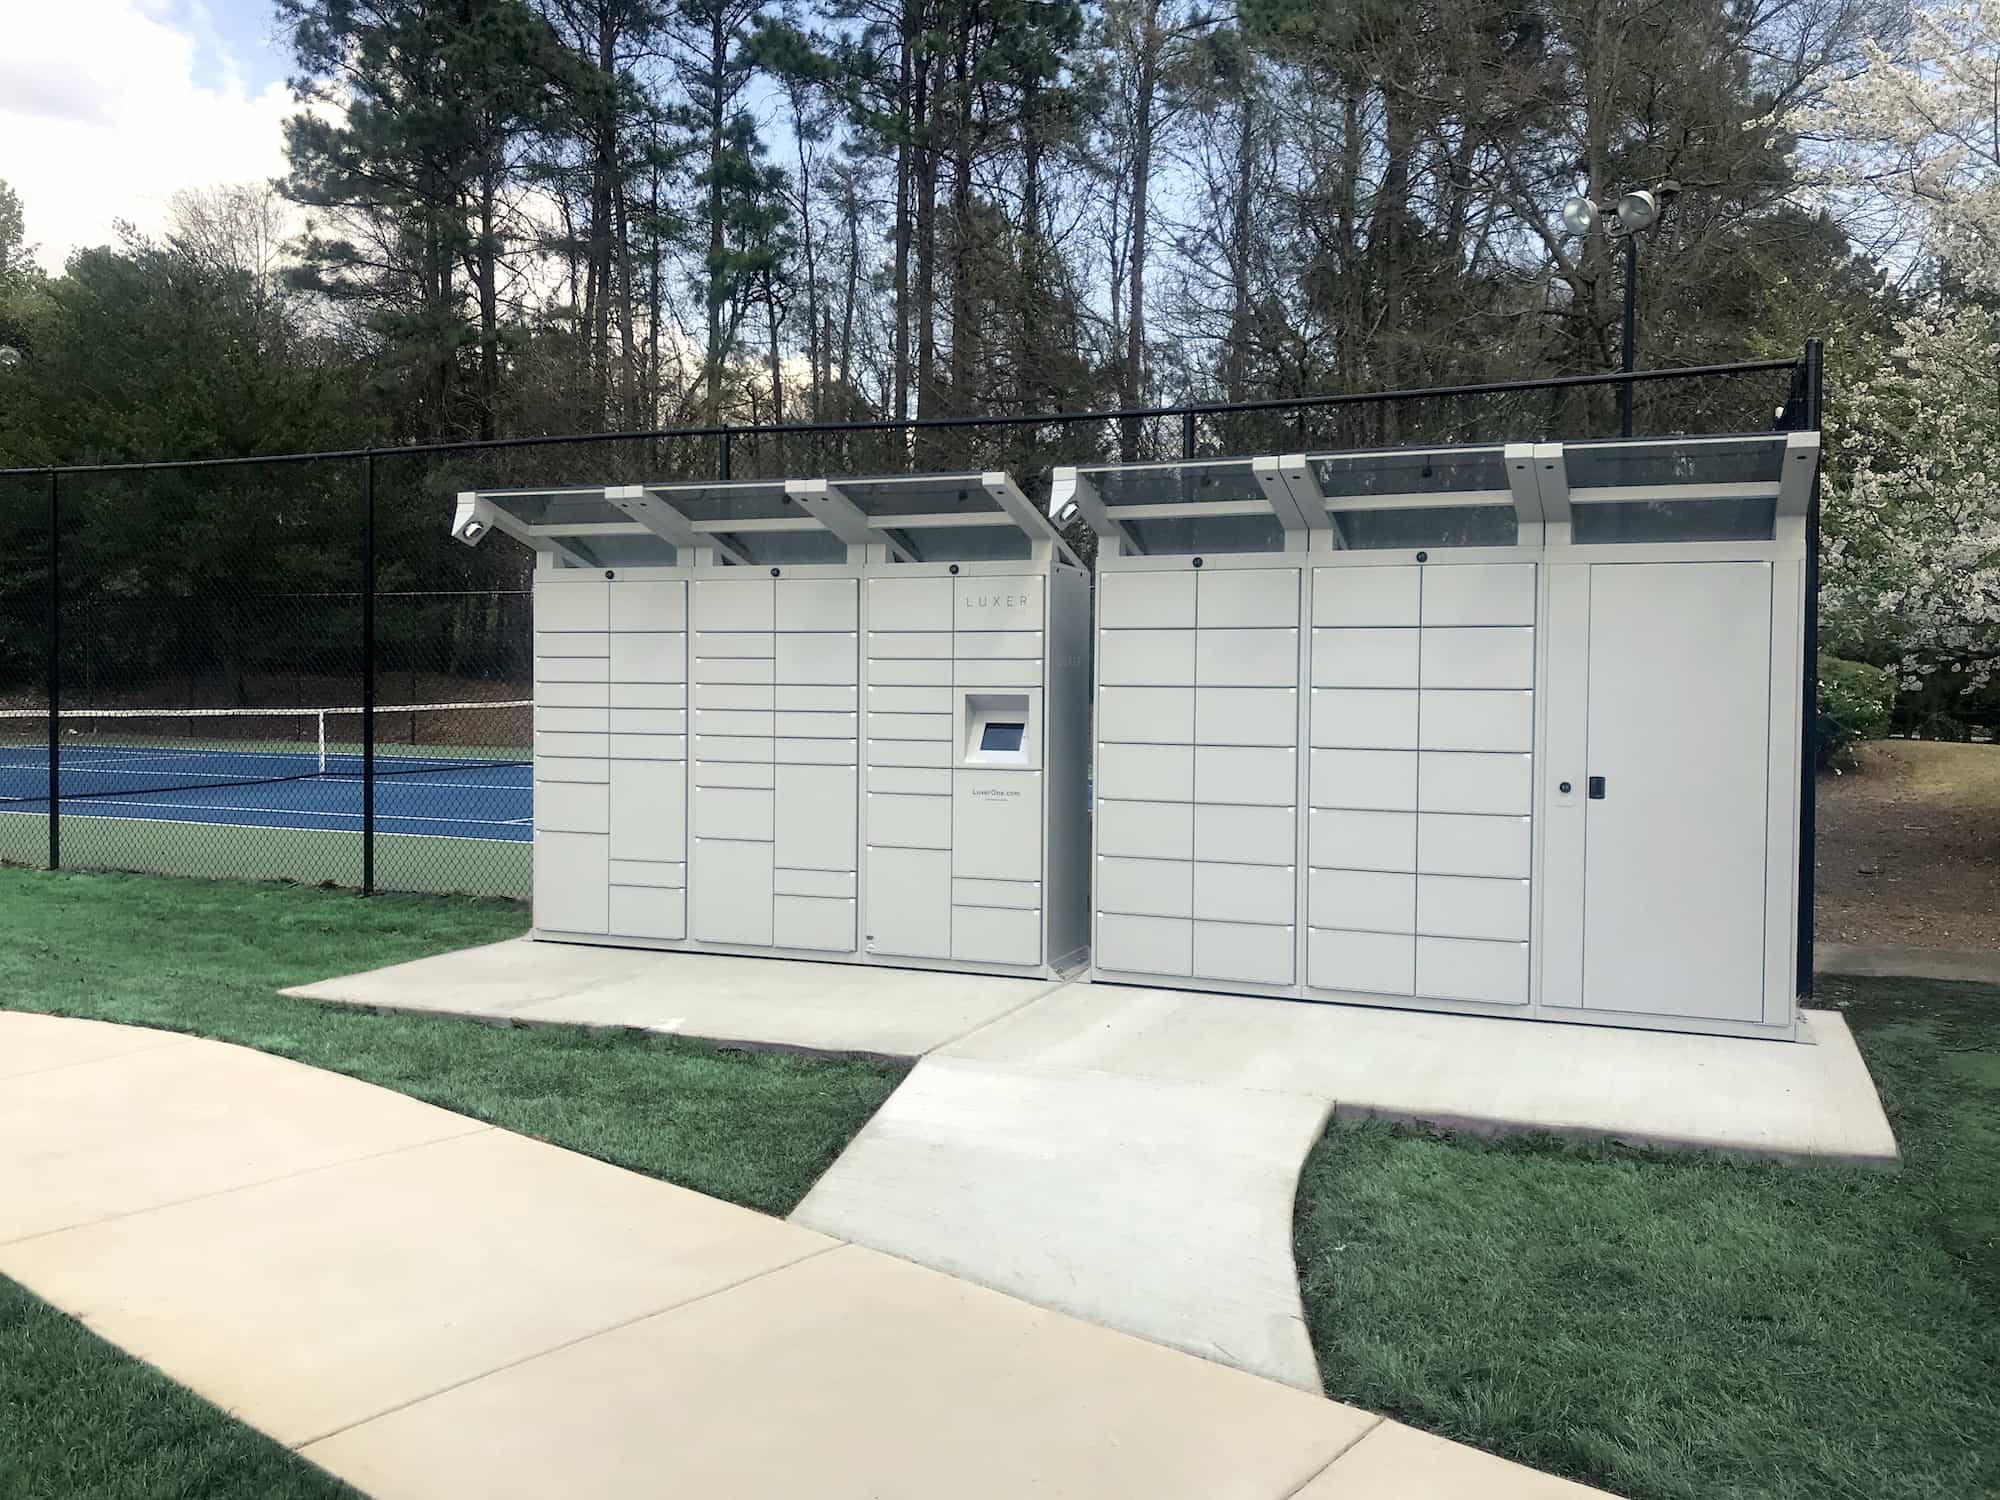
[1580,562,1772,1022]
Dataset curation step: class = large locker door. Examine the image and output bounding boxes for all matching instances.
[1582,562,1771,1021]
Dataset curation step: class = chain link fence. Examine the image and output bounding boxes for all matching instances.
[0,357,1810,903]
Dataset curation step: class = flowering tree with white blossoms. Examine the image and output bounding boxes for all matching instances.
[1794,1,2000,710]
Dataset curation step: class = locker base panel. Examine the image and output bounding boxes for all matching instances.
[284,934,1065,1061]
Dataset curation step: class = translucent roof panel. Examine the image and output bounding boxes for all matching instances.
[1570,497,1777,544]
[1564,435,1787,489]
[481,490,631,528]
[560,531,680,568]
[1307,447,1508,498]
[1334,506,1519,550]
[894,523,1031,562]
[833,473,1005,518]
[715,528,846,566]
[641,481,794,525]
[1085,459,1266,507]
[1125,512,1287,555]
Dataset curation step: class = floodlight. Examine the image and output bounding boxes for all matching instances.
[1053,498,1080,524]
[0,346,21,369]
[1615,190,1660,232]
[1561,196,1598,235]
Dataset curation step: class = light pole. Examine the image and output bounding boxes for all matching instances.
[1562,181,1677,437]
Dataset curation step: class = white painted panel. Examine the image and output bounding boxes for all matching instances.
[697,657,775,684]
[1097,742,1194,801]
[609,859,685,889]
[1583,561,1772,1023]
[1097,856,1192,918]
[1312,566,1420,627]
[774,895,855,953]
[1418,875,1530,941]
[1099,687,1194,745]
[1308,869,1414,933]
[868,684,954,714]
[1100,570,1196,628]
[1100,629,1195,686]
[777,577,857,630]
[952,905,1041,966]
[1420,563,1536,626]
[1194,745,1296,806]
[868,576,953,631]
[867,631,953,659]
[1416,936,1529,1006]
[777,684,857,712]
[952,771,1042,881]
[1419,690,1533,752]
[536,578,609,633]
[536,832,607,934]
[952,878,1041,910]
[537,757,607,785]
[1193,921,1295,986]
[536,780,608,834]
[867,765,952,796]
[608,885,685,942]
[691,840,774,946]
[955,575,1043,631]
[610,682,686,710]
[1097,913,1192,977]
[609,708,686,735]
[609,734,686,761]
[1417,752,1533,815]
[776,710,858,740]
[1539,564,1593,1011]
[774,868,855,898]
[1199,568,1299,628]
[694,630,776,659]
[868,658,953,686]
[775,764,856,872]
[866,739,953,768]
[691,577,773,631]
[1193,802,1294,866]
[537,731,608,760]
[868,791,951,849]
[537,706,609,733]
[1417,813,1531,878]
[695,761,775,789]
[692,735,773,763]
[1309,810,1417,875]
[865,846,951,958]
[537,657,609,684]
[954,658,1043,688]
[694,684,775,712]
[1195,628,1298,688]
[1419,628,1534,690]
[868,711,953,741]
[1195,686,1299,746]
[1193,862,1294,925]
[609,579,686,632]
[536,630,608,659]
[775,738,857,765]
[1309,749,1418,811]
[952,631,1043,660]
[1310,689,1418,749]
[538,681,610,708]
[609,760,685,863]
[778,632,857,685]
[1308,927,1414,994]
[609,632,687,684]
[1311,627,1419,688]
[1098,799,1193,860]
[692,708,773,738]
[692,786,773,841]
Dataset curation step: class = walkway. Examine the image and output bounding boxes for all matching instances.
[289,941,1899,1397]
[0,1011,1613,1499]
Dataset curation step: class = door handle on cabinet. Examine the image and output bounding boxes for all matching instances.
[1587,776,1606,800]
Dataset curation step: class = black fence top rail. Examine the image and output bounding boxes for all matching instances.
[1,355,1806,479]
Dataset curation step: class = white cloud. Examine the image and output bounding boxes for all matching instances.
[0,0,298,268]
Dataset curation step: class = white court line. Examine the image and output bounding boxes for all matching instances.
[0,805,530,845]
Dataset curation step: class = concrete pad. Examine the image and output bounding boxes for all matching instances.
[0,1127,832,1446]
[945,984,1899,1163]
[1816,943,2000,986]
[288,938,1054,1058]
[303,1243,1380,1500]
[0,1039,490,1244]
[792,1056,1329,1389]
[0,1009,192,1080]
[1296,1420,1618,1498]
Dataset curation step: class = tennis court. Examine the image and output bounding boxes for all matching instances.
[0,703,532,897]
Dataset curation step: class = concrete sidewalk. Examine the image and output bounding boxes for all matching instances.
[0,1011,1615,1499]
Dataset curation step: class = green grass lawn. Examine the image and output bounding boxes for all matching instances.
[1294,974,2000,1500]
[0,866,909,1500]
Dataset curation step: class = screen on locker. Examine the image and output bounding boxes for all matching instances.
[980,721,1025,752]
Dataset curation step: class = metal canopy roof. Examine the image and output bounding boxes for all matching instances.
[451,469,1078,568]
[1050,431,1820,553]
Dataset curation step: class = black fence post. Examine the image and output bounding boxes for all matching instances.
[46,469,59,871]
[1180,409,1196,459]
[361,452,377,896]
[719,426,733,481]
[1797,338,1824,999]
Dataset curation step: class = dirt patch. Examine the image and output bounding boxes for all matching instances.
[1816,741,2000,950]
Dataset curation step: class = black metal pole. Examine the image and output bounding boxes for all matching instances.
[46,469,59,871]
[1181,409,1197,459]
[719,426,732,481]
[361,453,377,896]
[1797,338,1824,998]
[1619,233,1638,438]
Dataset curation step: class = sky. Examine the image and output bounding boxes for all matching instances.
[0,0,298,269]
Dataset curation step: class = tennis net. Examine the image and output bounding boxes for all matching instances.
[0,701,532,805]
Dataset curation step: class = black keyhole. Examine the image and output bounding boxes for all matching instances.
[1559,780,1572,794]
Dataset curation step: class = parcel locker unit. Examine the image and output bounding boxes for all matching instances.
[452,468,1090,979]
[1056,427,1822,1039]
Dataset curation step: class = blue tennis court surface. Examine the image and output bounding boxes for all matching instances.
[0,743,531,841]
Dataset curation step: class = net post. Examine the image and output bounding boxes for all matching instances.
[361,453,376,896]
[46,469,59,871]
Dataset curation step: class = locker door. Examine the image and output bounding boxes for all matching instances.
[1581,562,1771,1022]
